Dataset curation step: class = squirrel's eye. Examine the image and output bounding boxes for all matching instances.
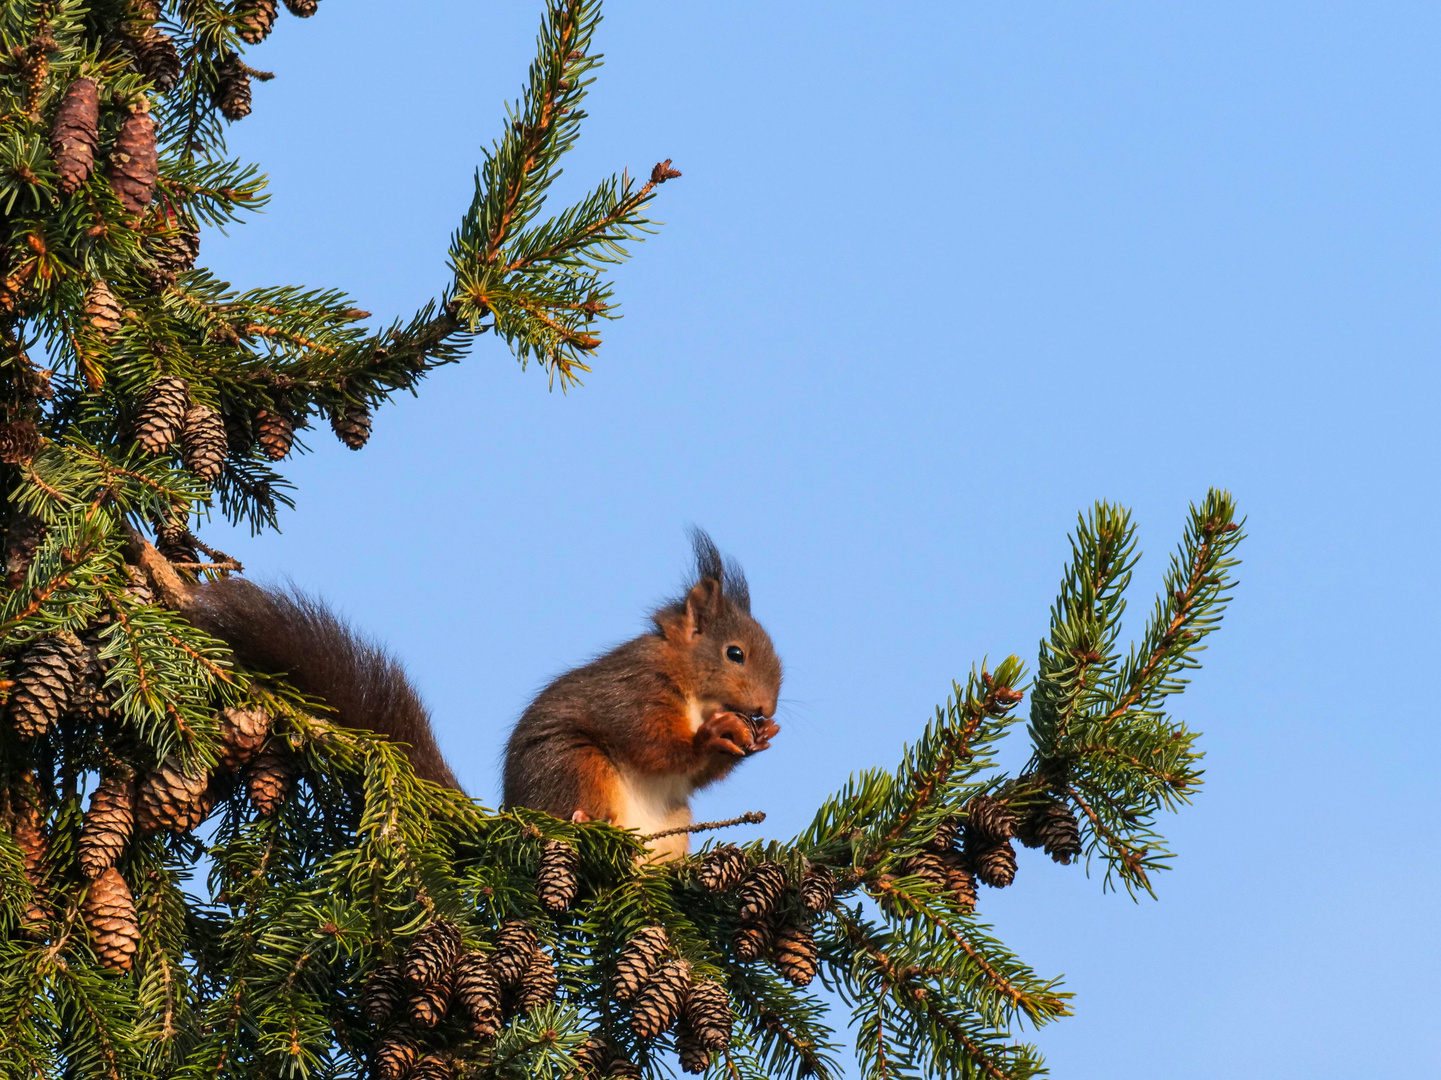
[726,645,745,664]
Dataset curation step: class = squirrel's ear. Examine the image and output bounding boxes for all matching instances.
[681,577,722,638]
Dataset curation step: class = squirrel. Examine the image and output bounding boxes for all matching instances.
[155,529,780,858]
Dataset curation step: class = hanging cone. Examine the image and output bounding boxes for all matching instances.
[928,818,962,852]
[83,867,141,971]
[246,740,293,816]
[134,376,189,454]
[683,980,732,1051]
[11,778,49,934]
[8,635,82,738]
[132,32,181,93]
[629,959,691,1039]
[537,838,580,913]
[255,408,294,460]
[107,110,158,213]
[137,755,213,834]
[675,1027,709,1075]
[361,963,405,1026]
[404,918,463,988]
[146,217,200,282]
[0,421,39,465]
[937,850,977,911]
[410,1055,452,1080]
[155,517,197,565]
[799,864,835,914]
[68,640,115,727]
[516,945,557,1012]
[965,795,1017,843]
[78,771,136,878]
[85,279,123,336]
[969,840,1017,889]
[607,1063,642,1080]
[452,951,501,1038]
[408,969,451,1028]
[4,514,45,589]
[731,920,771,963]
[898,850,947,892]
[122,563,155,605]
[181,404,226,481]
[491,920,537,986]
[331,402,371,450]
[50,78,99,194]
[213,53,252,121]
[771,920,817,987]
[695,844,746,892]
[569,1034,613,1080]
[735,861,787,923]
[612,925,668,1002]
[1018,801,1083,865]
[215,706,272,771]
[283,0,319,15]
[235,0,279,42]
[372,1027,421,1080]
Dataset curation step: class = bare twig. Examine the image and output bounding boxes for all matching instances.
[641,810,765,842]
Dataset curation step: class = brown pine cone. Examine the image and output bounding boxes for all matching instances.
[361,963,405,1026]
[404,918,463,988]
[132,32,181,93]
[799,864,835,914]
[970,840,1017,889]
[213,53,252,121]
[78,771,135,878]
[255,408,294,460]
[283,0,319,15]
[1018,802,1083,865]
[898,850,948,892]
[937,850,977,911]
[0,421,40,465]
[928,818,962,852]
[215,706,272,771]
[68,641,115,726]
[676,1027,709,1075]
[83,867,140,971]
[235,0,279,42]
[10,777,47,883]
[137,755,213,834]
[771,920,817,987]
[452,951,501,1038]
[371,1027,421,1080]
[606,1063,642,1080]
[731,921,771,963]
[683,980,732,1051]
[85,279,123,336]
[736,861,787,923]
[154,517,197,565]
[409,969,452,1028]
[181,404,226,481]
[50,78,99,194]
[246,740,293,816]
[331,402,371,450]
[4,514,45,589]
[537,838,580,914]
[612,925,668,1002]
[516,944,557,1012]
[629,958,691,1039]
[568,1034,613,1080]
[695,844,746,892]
[965,795,1017,843]
[134,376,189,455]
[9,635,82,738]
[410,1055,452,1080]
[146,217,200,280]
[106,110,158,213]
[491,920,537,986]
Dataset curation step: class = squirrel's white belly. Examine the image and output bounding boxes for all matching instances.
[614,769,693,861]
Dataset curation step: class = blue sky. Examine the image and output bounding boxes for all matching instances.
[202,3,1439,1075]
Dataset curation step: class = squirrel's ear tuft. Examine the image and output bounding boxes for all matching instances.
[690,527,751,614]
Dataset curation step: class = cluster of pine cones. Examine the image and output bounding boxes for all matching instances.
[363,918,558,1080]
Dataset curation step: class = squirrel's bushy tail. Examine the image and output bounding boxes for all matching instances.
[183,579,460,789]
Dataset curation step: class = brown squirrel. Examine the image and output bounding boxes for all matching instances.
[168,530,781,857]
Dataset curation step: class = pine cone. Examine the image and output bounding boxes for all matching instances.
[9,635,82,738]
[246,740,293,816]
[372,1027,421,1080]
[137,755,213,834]
[937,850,977,911]
[283,0,319,15]
[83,867,140,971]
[134,376,189,455]
[235,0,278,42]
[731,921,771,962]
[132,32,181,93]
[695,844,746,892]
[78,771,135,878]
[409,970,451,1028]
[607,1063,642,1080]
[4,514,45,589]
[536,838,580,913]
[361,963,405,1026]
[155,518,196,564]
[771,920,817,987]
[410,1055,452,1080]
[215,706,272,771]
[181,404,226,481]
[213,53,252,121]
[146,217,200,280]
[799,864,835,914]
[452,952,501,1038]
[736,861,787,923]
[491,920,537,986]
[970,840,1017,889]
[683,980,732,1051]
[404,919,463,988]
[675,1027,709,1075]
[1018,802,1083,865]
[331,402,371,450]
[85,279,123,336]
[10,779,47,881]
[966,795,1017,842]
[898,850,947,892]
[0,421,40,465]
[629,958,691,1039]
[50,78,99,194]
[255,408,294,460]
[106,110,158,213]
[516,945,557,1012]
[568,1034,613,1080]
[928,818,962,852]
[68,642,114,726]
[612,924,668,1002]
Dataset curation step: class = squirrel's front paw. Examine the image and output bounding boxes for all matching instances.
[697,711,756,757]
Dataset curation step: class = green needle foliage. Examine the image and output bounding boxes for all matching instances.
[0,2,1247,1079]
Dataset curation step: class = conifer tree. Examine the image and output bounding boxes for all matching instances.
[0,3,1246,1078]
